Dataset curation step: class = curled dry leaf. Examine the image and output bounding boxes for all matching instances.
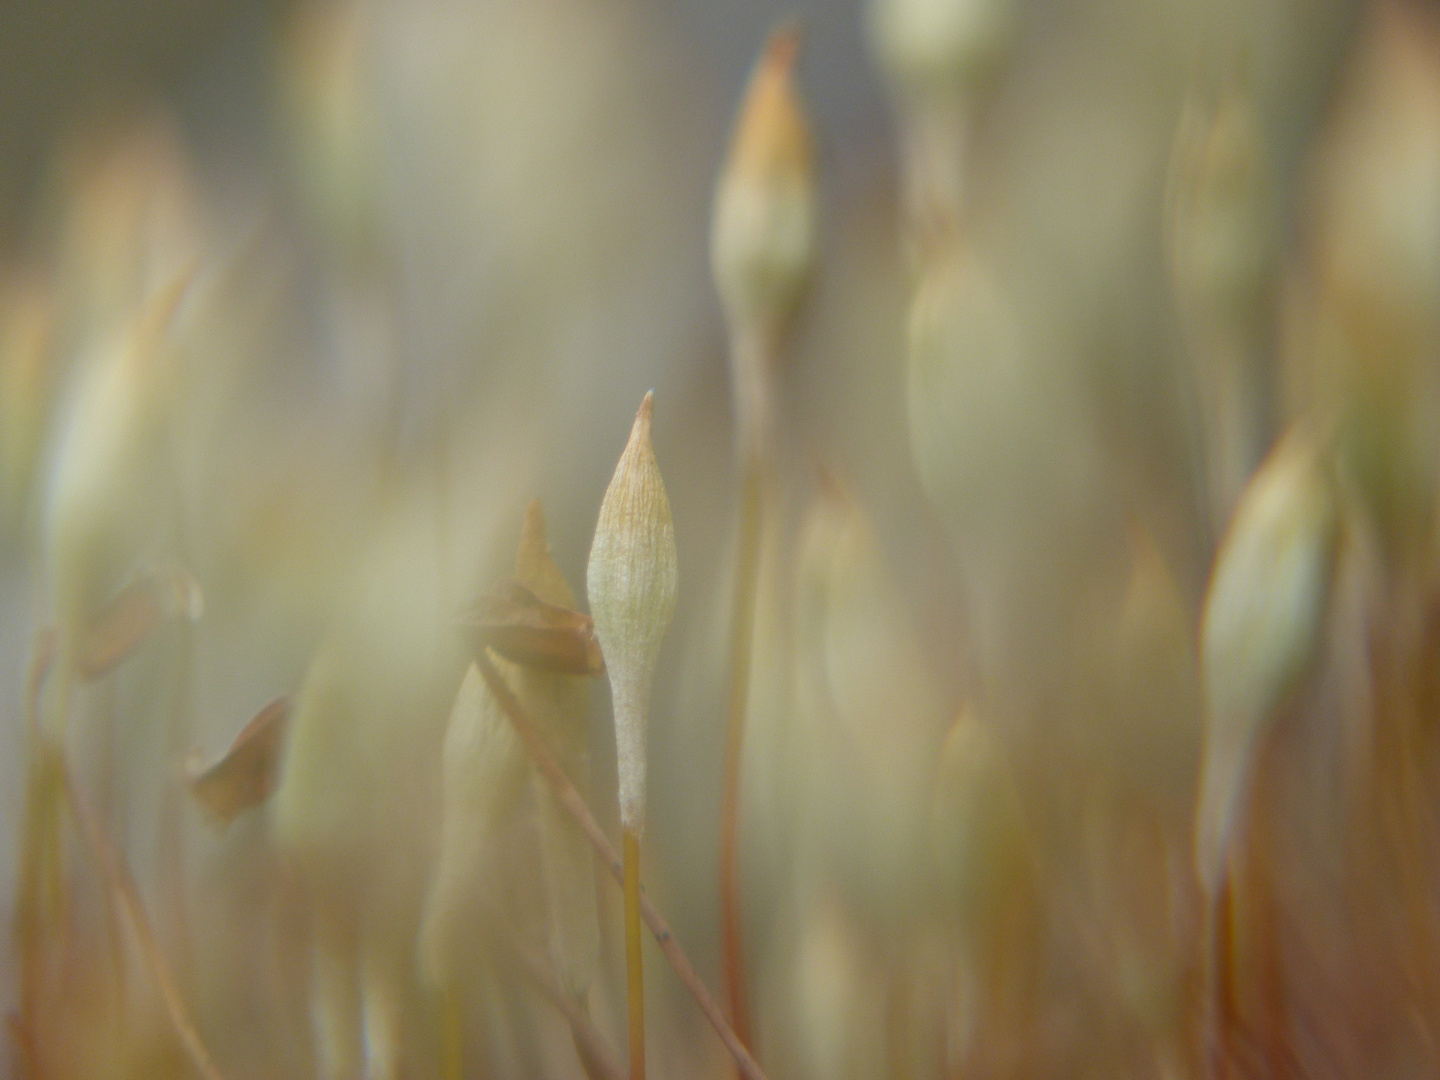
[458,577,604,676]
[76,564,204,681]
[186,696,291,827]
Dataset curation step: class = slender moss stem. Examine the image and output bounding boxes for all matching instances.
[1204,878,1234,1080]
[18,626,224,1080]
[15,629,63,1053]
[15,630,56,1019]
[67,760,228,1080]
[474,652,772,1080]
[624,828,646,1080]
[720,451,763,1052]
[719,322,777,1054]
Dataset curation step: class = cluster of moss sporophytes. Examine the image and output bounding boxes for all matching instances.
[6,2,1440,1080]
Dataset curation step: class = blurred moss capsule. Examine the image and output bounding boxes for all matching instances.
[587,392,678,833]
[905,244,1030,559]
[1166,82,1275,336]
[711,26,816,342]
[420,661,529,986]
[1194,427,1338,891]
[1104,527,1201,794]
[930,709,1030,933]
[792,482,946,938]
[1303,6,1440,552]
[512,501,601,1000]
[869,0,1015,102]
[793,900,877,1080]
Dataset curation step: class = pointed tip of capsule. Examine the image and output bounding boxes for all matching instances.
[764,20,804,73]
[620,392,658,466]
[727,25,813,184]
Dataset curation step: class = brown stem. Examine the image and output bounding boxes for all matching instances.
[1204,878,1234,1080]
[15,630,59,1044]
[624,828,646,1080]
[64,764,228,1080]
[720,453,763,1052]
[21,624,220,1079]
[474,652,771,1080]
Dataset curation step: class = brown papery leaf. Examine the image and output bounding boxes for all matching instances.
[186,696,290,827]
[76,564,203,681]
[458,578,604,676]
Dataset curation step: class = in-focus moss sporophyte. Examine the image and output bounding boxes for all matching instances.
[587,390,677,1080]
[588,391,678,836]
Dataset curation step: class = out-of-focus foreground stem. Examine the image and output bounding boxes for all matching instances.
[473,651,771,1080]
[719,437,765,1052]
[66,766,229,1080]
[20,627,226,1080]
[711,24,816,1047]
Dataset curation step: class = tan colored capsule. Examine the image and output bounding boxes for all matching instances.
[711,26,816,342]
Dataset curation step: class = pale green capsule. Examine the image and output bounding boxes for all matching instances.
[1194,428,1338,891]
[869,0,1015,101]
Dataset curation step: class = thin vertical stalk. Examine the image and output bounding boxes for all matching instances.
[624,827,646,1080]
[1204,879,1234,1080]
[719,448,764,1051]
[473,652,771,1080]
[713,27,813,1049]
[15,628,60,1048]
[67,761,228,1080]
[159,616,196,989]
[719,324,776,1052]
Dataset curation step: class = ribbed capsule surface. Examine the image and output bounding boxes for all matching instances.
[587,392,677,831]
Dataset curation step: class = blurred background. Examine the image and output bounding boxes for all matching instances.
[8,0,1440,1077]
